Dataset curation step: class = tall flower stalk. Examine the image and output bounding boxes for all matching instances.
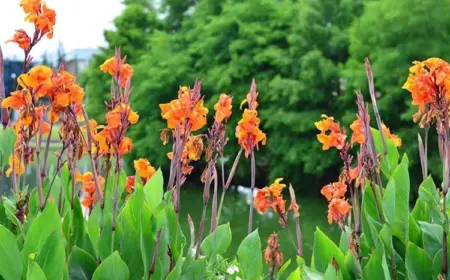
[235,80,266,233]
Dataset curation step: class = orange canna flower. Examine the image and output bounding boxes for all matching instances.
[118,137,133,156]
[134,158,156,182]
[403,58,450,111]
[327,198,351,224]
[254,188,271,214]
[254,178,289,215]
[381,123,401,147]
[81,192,95,208]
[185,135,204,161]
[105,103,139,128]
[100,58,119,76]
[271,196,286,214]
[160,86,209,132]
[100,56,133,87]
[76,171,94,183]
[321,181,347,201]
[18,65,53,93]
[93,127,112,154]
[119,63,133,87]
[5,155,26,177]
[33,4,56,39]
[125,176,135,194]
[1,90,32,110]
[214,94,233,123]
[235,109,266,157]
[268,178,285,198]
[7,29,31,50]
[315,114,346,150]
[67,84,85,104]
[20,0,41,14]
[77,171,105,208]
[350,117,365,145]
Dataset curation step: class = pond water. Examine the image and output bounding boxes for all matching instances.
[2,155,340,266]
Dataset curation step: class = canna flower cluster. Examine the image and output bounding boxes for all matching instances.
[203,93,233,179]
[94,51,138,159]
[320,181,351,224]
[254,178,287,215]
[125,158,156,194]
[160,85,208,133]
[236,80,266,157]
[7,0,56,65]
[160,83,208,194]
[76,171,105,208]
[315,114,346,150]
[403,58,450,125]
[253,178,299,224]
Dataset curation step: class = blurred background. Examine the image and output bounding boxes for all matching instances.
[2,0,450,263]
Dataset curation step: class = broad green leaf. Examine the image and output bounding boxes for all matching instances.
[27,259,47,280]
[165,203,185,261]
[363,243,390,280]
[71,196,86,247]
[0,225,22,280]
[418,221,442,259]
[361,183,382,248]
[92,251,130,280]
[391,154,410,245]
[201,223,232,258]
[312,227,349,279]
[344,251,358,279]
[180,257,206,280]
[411,198,430,222]
[87,203,102,257]
[324,262,343,280]
[22,202,60,272]
[35,230,65,280]
[338,227,351,254]
[237,230,263,280]
[408,215,422,247]
[382,179,395,226]
[98,214,122,262]
[119,185,153,280]
[286,267,300,280]
[0,127,17,169]
[277,259,291,280]
[3,197,22,231]
[144,168,164,212]
[405,242,433,280]
[371,127,399,177]
[68,246,97,280]
[98,213,113,261]
[379,224,393,255]
[418,186,443,224]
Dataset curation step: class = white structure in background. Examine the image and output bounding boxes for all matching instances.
[65,48,96,78]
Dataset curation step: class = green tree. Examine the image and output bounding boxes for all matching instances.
[127,0,362,188]
[81,1,162,122]
[343,0,450,182]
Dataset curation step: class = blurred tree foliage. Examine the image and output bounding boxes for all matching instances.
[82,0,449,190]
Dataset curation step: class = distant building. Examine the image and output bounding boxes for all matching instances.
[65,48,96,78]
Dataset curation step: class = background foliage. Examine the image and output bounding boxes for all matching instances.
[82,0,445,191]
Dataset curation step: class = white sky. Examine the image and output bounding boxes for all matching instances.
[0,0,124,60]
